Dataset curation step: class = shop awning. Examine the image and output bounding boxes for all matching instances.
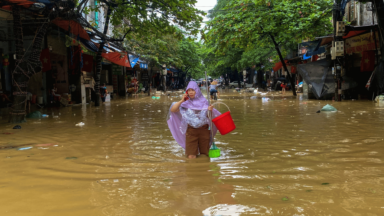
[273,60,288,71]
[313,25,378,45]
[1,0,65,10]
[130,57,139,68]
[1,0,34,10]
[52,18,90,41]
[102,52,131,68]
[343,30,367,39]
[129,57,148,69]
[80,37,98,53]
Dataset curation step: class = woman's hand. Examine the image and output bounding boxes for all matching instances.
[181,92,188,102]
[208,105,214,111]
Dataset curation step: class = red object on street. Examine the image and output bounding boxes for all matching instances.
[291,66,297,74]
[212,111,236,135]
[82,54,93,72]
[361,50,375,72]
[39,48,51,72]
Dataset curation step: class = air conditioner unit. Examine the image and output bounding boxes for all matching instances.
[331,41,344,59]
[336,21,345,36]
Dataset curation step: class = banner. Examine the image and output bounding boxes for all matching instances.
[82,54,93,73]
[361,50,375,72]
[39,48,51,72]
[345,32,380,54]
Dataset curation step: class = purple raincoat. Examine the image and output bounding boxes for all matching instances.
[167,81,221,149]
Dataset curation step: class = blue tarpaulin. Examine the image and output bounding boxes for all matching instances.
[303,53,312,60]
[299,40,326,56]
[130,57,139,68]
[307,46,326,56]
[129,56,148,69]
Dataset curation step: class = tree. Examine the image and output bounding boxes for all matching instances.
[122,29,205,80]
[178,39,204,79]
[202,0,275,85]
[203,0,333,95]
[81,0,205,106]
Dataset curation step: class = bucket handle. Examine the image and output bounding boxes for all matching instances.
[211,102,231,112]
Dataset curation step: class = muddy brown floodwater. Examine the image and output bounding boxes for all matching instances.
[1,90,384,216]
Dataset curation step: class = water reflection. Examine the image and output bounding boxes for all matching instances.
[0,93,384,215]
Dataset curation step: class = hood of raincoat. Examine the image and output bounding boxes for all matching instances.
[180,81,209,110]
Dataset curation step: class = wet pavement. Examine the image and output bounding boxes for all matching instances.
[1,90,384,215]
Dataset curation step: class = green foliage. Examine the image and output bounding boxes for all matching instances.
[123,31,204,79]
[87,0,205,41]
[179,39,204,78]
[202,0,333,76]
[85,0,205,78]
[123,31,181,67]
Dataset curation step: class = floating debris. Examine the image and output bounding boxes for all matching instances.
[321,104,337,112]
[75,122,85,126]
[18,147,32,151]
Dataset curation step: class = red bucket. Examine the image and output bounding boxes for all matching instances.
[212,111,236,135]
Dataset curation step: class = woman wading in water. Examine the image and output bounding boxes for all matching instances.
[167,81,221,159]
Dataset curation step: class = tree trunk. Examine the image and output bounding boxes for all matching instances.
[236,71,241,88]
[269,34,297,96]
[148,66,152,96]
[257,69,263,89]
[94,5,112,106]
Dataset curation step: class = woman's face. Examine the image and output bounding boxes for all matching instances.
[187,88,196,99]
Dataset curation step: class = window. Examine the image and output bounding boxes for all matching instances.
[95,0,99,28]
[99,6,105,31]
[350,1,355,22]
[366,2,373,11]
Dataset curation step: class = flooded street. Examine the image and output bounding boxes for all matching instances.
[1,91,384,216]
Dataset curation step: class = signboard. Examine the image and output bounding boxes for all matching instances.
[345,32,380,54]
[140,63,148,69]
[112,64,122,75]
[141,72,149,81]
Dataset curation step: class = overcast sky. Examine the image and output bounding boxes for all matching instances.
[194,0,216,39]
[195,0,216,27]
